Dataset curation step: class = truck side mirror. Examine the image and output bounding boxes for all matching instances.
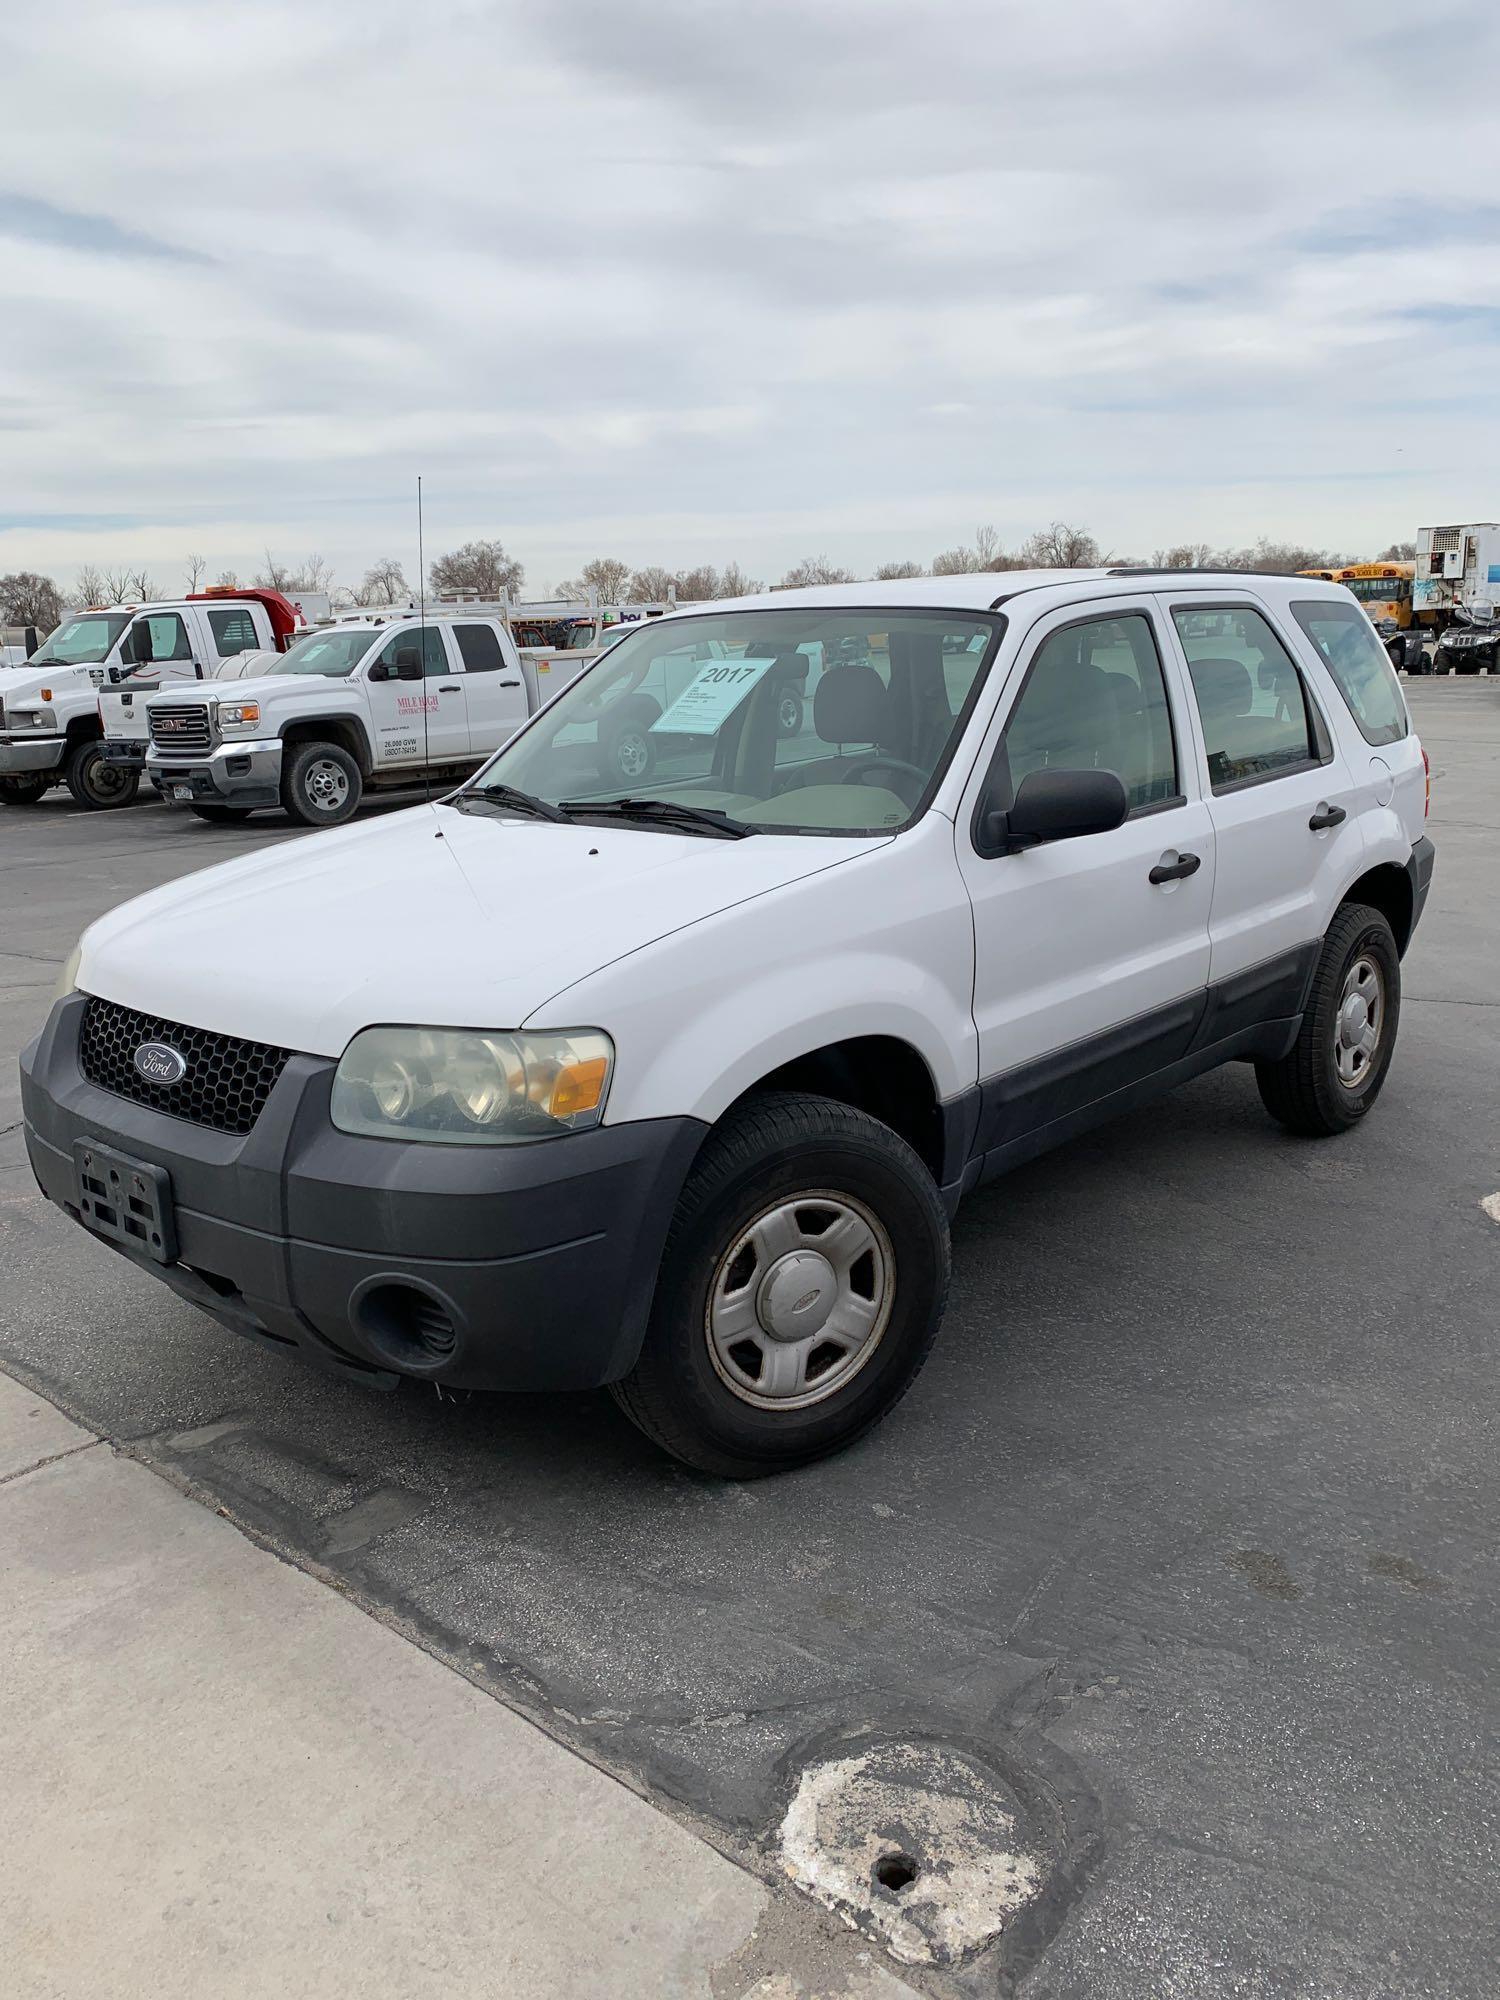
[393,647,424,681]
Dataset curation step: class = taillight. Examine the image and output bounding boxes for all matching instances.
[1422,746,1430,818]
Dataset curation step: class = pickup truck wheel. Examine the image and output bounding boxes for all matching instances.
[64,741,139,810]
[281,742,362,827]
[1255,903,1401,1137]
[610,1090,950,1478]
[0,774,50,805]
[188,803,253,824]
[597,718,656,787]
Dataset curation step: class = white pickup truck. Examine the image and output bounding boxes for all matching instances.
[141,612,601,826]
[0,591,298,810]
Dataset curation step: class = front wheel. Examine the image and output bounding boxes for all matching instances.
[610,1091,950,1477]
[1255,904,1401,1137]
[0,774,50,806]
[280,741,362,827]
[64,741,139,810]
[597,717,656,787]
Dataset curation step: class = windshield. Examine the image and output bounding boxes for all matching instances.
[29,614,131,667]
[265,629,378,677]
[468,607,1002,835]
[1344,575,1410,605]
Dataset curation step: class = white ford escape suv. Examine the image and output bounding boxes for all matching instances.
[22,570,1433,1477]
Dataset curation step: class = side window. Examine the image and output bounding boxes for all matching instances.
[375,628,451,677]
[208,606,258,657]
[453,624,504,672]
[136,613,192,663]
[997,613,1178,812]
[1289,599,1409,746]
[1172,606,1321,791]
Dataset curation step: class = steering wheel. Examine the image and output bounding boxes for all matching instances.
[840,756,928,800]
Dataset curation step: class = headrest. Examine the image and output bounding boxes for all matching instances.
[815,662,888,744]
[1189,656,1253,715]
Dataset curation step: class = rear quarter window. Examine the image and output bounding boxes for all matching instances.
[1289,600,1409,746]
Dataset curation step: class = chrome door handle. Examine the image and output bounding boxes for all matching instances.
[1149,851,1201,884]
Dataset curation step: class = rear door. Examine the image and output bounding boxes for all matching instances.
[956,597,1215,1154]
[1160,594,1364,1007]
[449,622,528,752]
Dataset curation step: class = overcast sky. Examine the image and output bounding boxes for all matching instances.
[4,0,1499,597]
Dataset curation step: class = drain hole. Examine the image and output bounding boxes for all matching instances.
[874,1850,919,1893]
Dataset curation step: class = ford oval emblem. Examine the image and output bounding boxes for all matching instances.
[134,1042,187,1086]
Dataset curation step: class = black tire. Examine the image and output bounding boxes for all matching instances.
[280,741,362,827]
[609,1090,950,1477]
[1255,903,1401,1137]
[188,803,253,824]
[64,740,139,811]
[0,774,50,805]
[597,715,657,788]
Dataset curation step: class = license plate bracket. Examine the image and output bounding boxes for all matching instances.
[74,1140,177,1265]
[172,784,194,802]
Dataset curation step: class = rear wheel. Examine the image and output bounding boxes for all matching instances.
[1255,903,1401,1137]
[64,741,139,810]
[188,803,253,824]
[281,741,362,827]
[0,774,50,806]
[597,716,656,788]
[610,1091,950,1477]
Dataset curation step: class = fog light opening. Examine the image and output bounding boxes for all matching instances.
[874,1851,919,1894]
[353,1281,460,1370]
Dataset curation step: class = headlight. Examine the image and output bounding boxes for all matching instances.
[217,700,261,730]
[53,940,83,1004]
[12,708,54,730]
[331,1027,614,1143]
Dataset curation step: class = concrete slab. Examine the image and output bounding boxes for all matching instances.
[0,1374,916,2000]
[0,1375,94,1480]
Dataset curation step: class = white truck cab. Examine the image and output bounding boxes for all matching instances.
[23,572,1433,1477]
[0,591,299,811]
[142,611,589,826]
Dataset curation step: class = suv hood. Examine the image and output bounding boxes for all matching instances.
[76,802,884,1057]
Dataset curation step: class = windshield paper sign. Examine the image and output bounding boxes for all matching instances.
[651,657,777,735]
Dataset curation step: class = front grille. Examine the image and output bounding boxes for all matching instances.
[78,998,292,1135]
[148,702,212,754]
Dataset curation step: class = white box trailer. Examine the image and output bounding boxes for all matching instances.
[1413,523,1500,620]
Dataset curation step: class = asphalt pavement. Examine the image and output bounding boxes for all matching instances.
[2,677,1497,1997]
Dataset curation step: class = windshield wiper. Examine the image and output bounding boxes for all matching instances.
[452,784,569,824]
[558,796,758,839]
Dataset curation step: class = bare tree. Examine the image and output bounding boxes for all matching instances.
[359,558,410,605]
[213,569,241,589]
[100,566,159,602]
[254,550,335,595]
[930,523,1026,575]
[429,538,524,600]
[1150,543,1215,569]
[253,549,291,591]
[575,556,632,602]
[183,553,207,593]
[73,564,107,608]
[1378,540,1418,562]
[0,572,64,631]
[875,559,925,580]
[676,565,723,602]
[628,565,680,602]
[779,555,856,589]
[1018,522,1102,568]
[716,561,762,598]
[1212,536,1350,574]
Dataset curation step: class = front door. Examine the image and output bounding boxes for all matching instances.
[364,625,470,768]
[956,599,1216,1154]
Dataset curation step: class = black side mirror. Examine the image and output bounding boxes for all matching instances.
[981,767,1128,855]
[367,661,390,682]
[394,647,423,681]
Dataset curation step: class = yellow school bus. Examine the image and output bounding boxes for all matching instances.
[1336,562,1414,627]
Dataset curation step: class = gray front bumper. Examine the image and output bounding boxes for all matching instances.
[0,734,66,775]
[147,737,283,808]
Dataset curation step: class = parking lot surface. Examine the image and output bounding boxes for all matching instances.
[3,678,1497,1997]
